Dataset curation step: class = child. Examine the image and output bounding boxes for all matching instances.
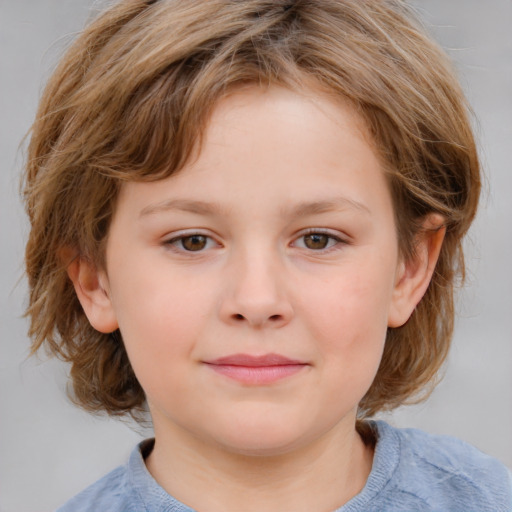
[23,0,511,510]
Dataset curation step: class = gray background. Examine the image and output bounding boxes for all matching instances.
[1,1,511,511]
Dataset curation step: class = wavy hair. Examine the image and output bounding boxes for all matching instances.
[24,0,480,420]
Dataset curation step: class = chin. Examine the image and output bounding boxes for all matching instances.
[208,418,317,458]
[219,436,304,458]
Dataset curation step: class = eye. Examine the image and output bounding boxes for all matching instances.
[303,233,332,250]
[165,234,216,252]
[293,231,344,251]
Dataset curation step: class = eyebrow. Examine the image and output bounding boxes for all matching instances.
[285,197,371,218]
[139,196,371,219]
[139,199,227,218]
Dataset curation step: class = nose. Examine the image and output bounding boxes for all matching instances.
[219,248,294,329]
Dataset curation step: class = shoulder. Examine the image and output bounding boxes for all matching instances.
[55,439,187,512]
[55,464,138,512]
[55,441,153,512]
[373,421,512,511]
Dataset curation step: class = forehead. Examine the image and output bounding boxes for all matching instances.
[208,83,375,157]
[115,84,392,224]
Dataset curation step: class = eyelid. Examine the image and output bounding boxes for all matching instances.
[163,230,221,252]
[161,228,349,254]
[291,228,350,252]
[297,227,349,241]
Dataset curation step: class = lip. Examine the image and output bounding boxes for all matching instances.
[203,353,309,385]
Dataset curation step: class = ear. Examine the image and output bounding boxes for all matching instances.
[62,249,119,333]
[388,214,446,328]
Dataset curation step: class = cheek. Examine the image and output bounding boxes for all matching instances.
[298,259,395,379]
[307,265,393,333]
[108,266,214,383]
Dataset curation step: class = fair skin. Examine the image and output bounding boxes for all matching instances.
[69,85,444,511]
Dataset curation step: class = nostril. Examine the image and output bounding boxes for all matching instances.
[231,313,282,323]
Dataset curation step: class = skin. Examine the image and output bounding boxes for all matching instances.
[70,84,445,511]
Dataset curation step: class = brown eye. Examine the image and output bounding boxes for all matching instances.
[181,235,208,251]
[303,233,330,250]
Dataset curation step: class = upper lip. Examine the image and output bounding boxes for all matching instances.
[205,353,307,367]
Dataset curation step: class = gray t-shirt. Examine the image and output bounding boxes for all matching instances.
[56,420,512,511]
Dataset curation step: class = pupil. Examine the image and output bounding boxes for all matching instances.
[305,233,328,249]
[183,235,206,251]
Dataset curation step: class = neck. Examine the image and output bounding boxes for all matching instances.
[145,417,374,512]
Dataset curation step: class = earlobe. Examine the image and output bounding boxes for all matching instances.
[63,250,119,333]
[388,214,446,328]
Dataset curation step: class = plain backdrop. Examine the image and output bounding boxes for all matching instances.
[1,1,511,511]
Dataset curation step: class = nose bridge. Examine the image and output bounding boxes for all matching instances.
[221,239,293,327]
[237,243,280,299]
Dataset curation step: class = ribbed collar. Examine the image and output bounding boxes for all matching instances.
[126,420,400,511]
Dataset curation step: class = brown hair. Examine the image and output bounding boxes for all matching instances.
[23,0,480,420]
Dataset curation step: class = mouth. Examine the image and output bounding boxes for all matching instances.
[203,353,309,385]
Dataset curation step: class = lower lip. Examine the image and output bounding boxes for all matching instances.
[205,364,307,385]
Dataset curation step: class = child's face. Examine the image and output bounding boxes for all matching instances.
[96,85,407,455]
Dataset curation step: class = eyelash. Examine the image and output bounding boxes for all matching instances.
[292,229,347,253]
[164,232,219,253]
[163,229,347,254]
